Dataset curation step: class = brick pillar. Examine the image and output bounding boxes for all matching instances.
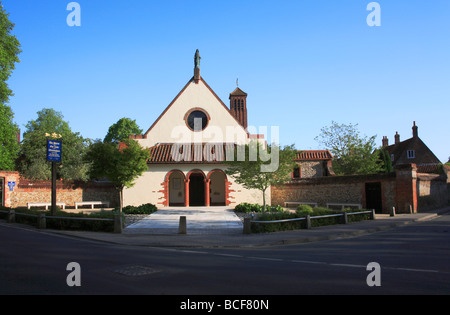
[395,164,417,213]
[204,179,210,207]
[184,179,190,207]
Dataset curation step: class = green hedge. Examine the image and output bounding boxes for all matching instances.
[251,206,371,233]
[0,207,120,232]
[234,203,284,213]
[118,203,158,215]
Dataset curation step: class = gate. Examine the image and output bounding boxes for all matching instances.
[365,182,382,213]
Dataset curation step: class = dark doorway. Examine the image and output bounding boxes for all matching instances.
[365,182,382,213]
[189,174,205,206]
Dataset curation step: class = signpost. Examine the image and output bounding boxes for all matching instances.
[47,140,62,215]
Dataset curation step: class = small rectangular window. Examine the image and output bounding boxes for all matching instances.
[407,150,415,159]
[293,167,301,179]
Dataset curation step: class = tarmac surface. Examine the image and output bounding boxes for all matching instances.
[46,206,450,248]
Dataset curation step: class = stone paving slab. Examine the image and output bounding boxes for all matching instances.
[123,206,243,235]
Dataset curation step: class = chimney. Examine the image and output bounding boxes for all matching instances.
[412,121,418,138]
[382,136,389,147]
[394,132,400,144]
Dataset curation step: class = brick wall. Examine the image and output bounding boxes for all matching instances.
[0,171,119,209]
[272,172,397,213]
[0,171,20,208]
[273,164,449,214]
[417,166,450,211]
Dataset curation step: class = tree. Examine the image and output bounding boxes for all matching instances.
[225,142,297,211]
[0,2,21,170]
[0,103,19,170]
[18,108,90,180]
[84,139,150,212]
[0,2,21,104]
[315,121,383,175]
[104,117,143,144]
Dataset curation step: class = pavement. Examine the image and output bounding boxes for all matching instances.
[42,206,450,248]
[123,206,243,235]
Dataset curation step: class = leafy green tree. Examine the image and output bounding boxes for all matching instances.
[315,121,383,175]
[0,2,21,170]
[0,2,21,104]
[225,142,297,211]
[0,104,19,170]
[18,108,90,180]
[84,139,150,212]
[104,117,143,144]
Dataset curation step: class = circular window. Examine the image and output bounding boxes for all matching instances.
[186,110,209,131]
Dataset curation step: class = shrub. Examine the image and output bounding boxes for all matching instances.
[234,203,262,213]
[296,204,313,216]
[265,205,284,212]
[252,211,304,233]
[118,203,158,215]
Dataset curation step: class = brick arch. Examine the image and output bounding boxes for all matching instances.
[186,169,206,179]
[160,170,186,207]
[206,169,230,206]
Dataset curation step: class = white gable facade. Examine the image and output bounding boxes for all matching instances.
[123,52,269,208]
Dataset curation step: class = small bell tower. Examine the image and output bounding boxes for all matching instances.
[229,83,248,129]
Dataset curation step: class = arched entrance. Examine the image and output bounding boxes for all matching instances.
[207,170,227,206]
[167,170,186,206]
[187,170,206,207]
[163,169,229,207]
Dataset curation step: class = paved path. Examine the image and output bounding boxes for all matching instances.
[123,207,243,235]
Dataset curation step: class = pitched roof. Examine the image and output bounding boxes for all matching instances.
[147,144,333,164]
[148,143,236,164]
[384,136,441,167]
[295,150,333,161]
[229,87,248,97]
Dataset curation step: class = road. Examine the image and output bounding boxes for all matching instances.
[1,213,449,299]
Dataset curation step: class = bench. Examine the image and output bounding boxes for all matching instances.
[75,201,110,209]
[27,202,66,210]
[284,201,318,208]
[326,203,362,210]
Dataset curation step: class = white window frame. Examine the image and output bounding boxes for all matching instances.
[407,150,415,159]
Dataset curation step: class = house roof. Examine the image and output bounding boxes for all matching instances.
[295,150,333,161]
[384,136,441,168]
[147,144,333,164]
[148,143,235,164]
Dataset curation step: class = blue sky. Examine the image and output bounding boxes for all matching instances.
[3,0,450,162]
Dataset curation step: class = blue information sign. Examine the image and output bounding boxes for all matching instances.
[47,140,62,162]
[7,181,15,192]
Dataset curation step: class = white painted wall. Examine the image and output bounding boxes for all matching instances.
[122,164,270,209]
[136,80,249,149]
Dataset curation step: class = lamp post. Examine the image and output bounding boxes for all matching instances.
[46,133,62,215]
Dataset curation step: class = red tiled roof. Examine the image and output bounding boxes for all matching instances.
[147,144,333,164]
[148,143,236,164]
[295,150,333,161]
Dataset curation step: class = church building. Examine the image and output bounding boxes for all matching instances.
[122,51,268,208]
